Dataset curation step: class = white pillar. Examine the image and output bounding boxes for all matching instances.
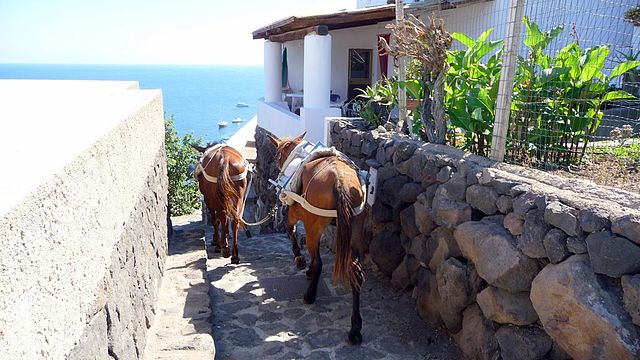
[264,40,282,103]
[303,33,332,109]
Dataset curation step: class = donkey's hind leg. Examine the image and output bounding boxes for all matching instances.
[230,218,240,264]
[211,210,222,253]
[217,212,231,258]
[230,191,245,265]
[303,216,332,304]
[287,204,306,270]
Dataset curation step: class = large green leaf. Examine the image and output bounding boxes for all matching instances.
[477,28,494,44]
[580,46,609,82]
[523,17,563,51]
[523,16,544,48]
[398,79,424,99]
[602,90,635,102]
[610,60,640,79]
[451,32,475,49]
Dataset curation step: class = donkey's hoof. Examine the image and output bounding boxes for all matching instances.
[214,246,222,253]
[230,256,240,265]
[347,329,363,345]
[294,256,306,270]
[222,247,231,258]
[303,292,316,304]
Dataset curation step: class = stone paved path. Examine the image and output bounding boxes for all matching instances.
[144,215,215,360]
[206,226,461,360]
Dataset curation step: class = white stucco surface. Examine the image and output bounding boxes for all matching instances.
[0,80,165,359]
[0,80,152,216]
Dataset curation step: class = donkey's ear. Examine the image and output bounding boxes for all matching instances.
[191,143,207,153]
[266,133,280,147]
[294,132,306,142]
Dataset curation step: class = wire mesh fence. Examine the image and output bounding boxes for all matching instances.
[406,0,639,170]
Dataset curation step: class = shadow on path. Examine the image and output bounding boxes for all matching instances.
[205,227,461,360]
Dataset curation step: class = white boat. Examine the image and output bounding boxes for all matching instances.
[236,102,249,108]
[218,121,228,128]
[232,117,243,123]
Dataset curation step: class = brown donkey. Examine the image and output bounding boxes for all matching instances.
[268,132,366,345]
[193,143,248,264]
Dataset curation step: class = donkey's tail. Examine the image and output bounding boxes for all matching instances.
[332,171,355,287]
[216,152,240,223]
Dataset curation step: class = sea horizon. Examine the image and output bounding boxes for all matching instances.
[0,63,264,142]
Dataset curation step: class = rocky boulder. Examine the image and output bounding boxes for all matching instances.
[578,208,610,233]
[621,274,640,327]
[530,255,640,359]
[543,229,570,264]
[466,185,499,215]
[414,191,437,236]
[585,230,640,277]
[476,287,538,326]
[398,182,424,203]
[369,230,405,276]
[504,212,524,236]
[495,325,552,360]
[428,227,462,272]
[454,221,540,292]
[612,214,640,245]
[400,205,421,239]
[496,195,513,214]
[392,140,417,165]
[380,175,409,207]
[391,255,421,291]
[407,233,435,265]
[519,210,549,259]
[431,186,472,228]
[436,258,483,332]
[566,236,587,254]
[544,201,582,237]
[454,304,500,360]
[413,268,442,325]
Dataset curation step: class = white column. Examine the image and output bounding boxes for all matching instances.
[264,40,282,103]
[303,33,332,109]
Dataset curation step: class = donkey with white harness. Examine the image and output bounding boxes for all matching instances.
[192,143,252,264]
[268,132,370,345]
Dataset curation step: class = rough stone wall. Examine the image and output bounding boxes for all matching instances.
[0,88,167,359]
[253,126,288,233]
[328,120,640,360]
[68,151,168,360]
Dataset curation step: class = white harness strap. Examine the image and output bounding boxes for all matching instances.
[280,179,367,218]
[195,144,249,184]
[275,143,368,218]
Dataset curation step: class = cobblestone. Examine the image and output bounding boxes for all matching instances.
[206,223,461,359]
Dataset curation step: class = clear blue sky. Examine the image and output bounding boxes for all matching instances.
[0,0,356,65]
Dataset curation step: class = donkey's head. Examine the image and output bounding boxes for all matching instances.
[266,132,306,170]
[190,141,221,153]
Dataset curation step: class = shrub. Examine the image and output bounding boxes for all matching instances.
[356,77,398,126]
[165,114,202,216]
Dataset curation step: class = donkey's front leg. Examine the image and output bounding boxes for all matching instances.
[287,206,306,270]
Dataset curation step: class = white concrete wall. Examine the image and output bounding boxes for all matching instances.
[0,80,166,359]
[301,107,342,144]
[257,97,305,138]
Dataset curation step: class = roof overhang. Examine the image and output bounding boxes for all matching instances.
[252,5,396,42]
[252,0,492,43]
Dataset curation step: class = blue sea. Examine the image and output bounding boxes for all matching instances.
[0,64,264,141]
